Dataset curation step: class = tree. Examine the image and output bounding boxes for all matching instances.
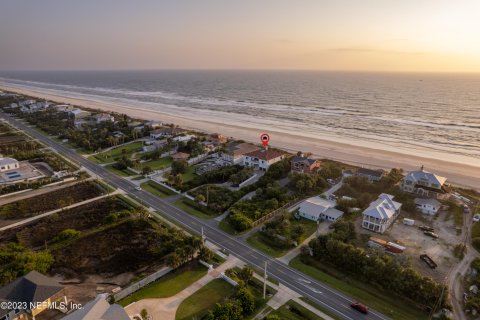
[171,159,188,174]
[166,252,182,269]
[142,166,153,175]
[236,286,255,315]
[173,174,183,188]
[140,308,149,320]
[198,245,214,261]
[205,302,243,320]
[195,193,206,204]
[237,266,254,283]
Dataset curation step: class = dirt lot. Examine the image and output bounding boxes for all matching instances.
[355,209,461,281]
[0,196,128,248]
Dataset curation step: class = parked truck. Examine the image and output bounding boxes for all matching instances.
[403,218,415,226]
[420,254,437,269]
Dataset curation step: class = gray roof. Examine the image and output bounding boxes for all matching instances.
[404,169,447,186]
[64,294,130,320]
[356,168,384,178]
[363,193,402,220]
[291,156,317,166]
[0,157,18,166]
[299,196,337,219]
[414,198,441,207]
[0,271,64,315]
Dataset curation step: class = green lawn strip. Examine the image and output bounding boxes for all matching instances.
[290,215,319,243]
[116,194,141,209]
[142,156,173,170]
[247,232,291,258]
[175,279,235,320]
[118,263,208,306]
[289,257,427,320]
[182,166,197,182]
[105,164,136,177]
[218,216,252,236]
[174,198,218,219]
[141,180,176,198]
[269,300,325,320]
[91,141,143,164]
[96,179,116,193]
[299,298,343,320]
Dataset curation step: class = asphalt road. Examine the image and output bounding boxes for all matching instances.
[1,111,390,320]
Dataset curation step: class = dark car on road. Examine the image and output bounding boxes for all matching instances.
[351,302,369,314]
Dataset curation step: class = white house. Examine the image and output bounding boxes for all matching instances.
[93,113,115,124]
[69,108,91,119]
[414,198,441,215]
[150,129,165,140]
[0,157,19,172]
[298,196,344,222]
[362,193,402,234]
[173,134,196,142]
[242,149,285,171]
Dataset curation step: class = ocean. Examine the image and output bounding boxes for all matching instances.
[1,70,479,167]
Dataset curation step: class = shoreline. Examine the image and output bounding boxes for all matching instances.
[1,83,480,190]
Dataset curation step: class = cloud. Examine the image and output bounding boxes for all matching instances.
[326,46,425,55]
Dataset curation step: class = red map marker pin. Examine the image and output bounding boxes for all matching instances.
[260,133,270,149]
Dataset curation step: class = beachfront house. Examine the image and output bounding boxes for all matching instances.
[145,120,163,129]
[93,113,115,124]
[221,142,260,164]
[0,157,19,172]
[63,293,129,320]
[242,149,285,171]
[173,134,196,142]
[414,198,441,215]
[362,193,402,234]
[298,196,344,222]
[356,167,385,182]
[401,166,447,199]
[291,155,321,174]
[208,133,228,145]
[68,108,91,119]
[0,271,68,320]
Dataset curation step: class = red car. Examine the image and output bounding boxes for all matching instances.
[351,302,369,314]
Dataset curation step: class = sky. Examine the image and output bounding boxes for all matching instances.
[1,0,480,72]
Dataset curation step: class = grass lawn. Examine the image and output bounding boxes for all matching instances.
[182,166,197,183]
[141,180,176,198]
[105,164,137,177]
[268,300,324,320]
[142,156,173,170]
[290,215,318,243]
[289,256,427,320]
[89,141,143,164]
[247,232,291,258]
[174,198,218,219]
[175,279,235,320]
[118,263,208,306]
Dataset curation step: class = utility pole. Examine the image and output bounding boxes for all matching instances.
[201,226,205,243]
[263,261,268,299]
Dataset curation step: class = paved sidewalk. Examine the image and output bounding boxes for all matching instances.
[125,255,242,320]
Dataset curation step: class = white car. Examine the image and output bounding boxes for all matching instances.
[473,214,480,222]
[135,186,142,191]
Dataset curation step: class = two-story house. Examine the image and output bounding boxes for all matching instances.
[356,168,385,182]
[362,193,402,234]
[242,149,285,171]
[290,156,321,174]
[221,142,260,164]
[401,166,447,198]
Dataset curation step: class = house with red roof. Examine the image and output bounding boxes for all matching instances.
[242,149,285,171]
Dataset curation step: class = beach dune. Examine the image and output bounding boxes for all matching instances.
[1,83,479,190]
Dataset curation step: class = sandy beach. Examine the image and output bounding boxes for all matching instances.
[1,83,480,190]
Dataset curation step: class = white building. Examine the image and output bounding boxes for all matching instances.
[93,113,115,124]
[242,149,285,171]
[362,193,402,234]
[298,196,344,222]
[414,198,441,215]
[0,157,19,172]
[173,134,196,142]
[69,108,91,119]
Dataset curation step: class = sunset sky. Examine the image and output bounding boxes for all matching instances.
[1,0,480,72]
